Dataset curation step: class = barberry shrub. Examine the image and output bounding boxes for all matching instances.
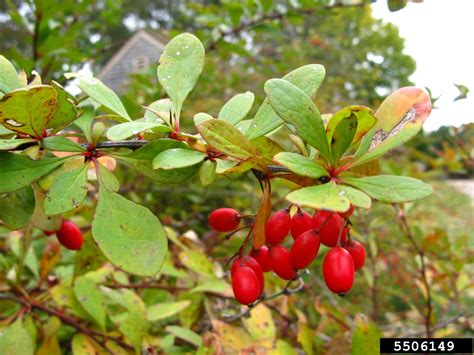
[0,32,433,351]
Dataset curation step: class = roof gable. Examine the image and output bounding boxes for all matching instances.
[98,30,167,81]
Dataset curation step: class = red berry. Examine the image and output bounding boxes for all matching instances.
[322,247,354,295]
[56,220,83,250]
[290,210,313,240]
[312,211,347,247]
[343,240,366,271]
[265,209,291,245]
[268,245,297,280]
[208,208,241,232]
[44,230,56,236]
[338,204,355,218]
[250,246,272,272]
[232,266,261,305]
[290,230,321,270]
[231,256,264,293]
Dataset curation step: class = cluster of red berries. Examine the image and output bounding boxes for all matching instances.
[45,219,84,251]
[208,205,366,305]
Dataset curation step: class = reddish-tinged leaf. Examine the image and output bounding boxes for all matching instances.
[352,87,431,167]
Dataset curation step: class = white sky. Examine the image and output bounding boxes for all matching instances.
[371,0,474,131]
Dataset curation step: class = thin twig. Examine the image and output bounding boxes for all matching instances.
[396,206,433,338]
[0,294,133,352]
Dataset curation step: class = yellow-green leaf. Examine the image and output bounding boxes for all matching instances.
[274,152,328,179]
[197,119,259,159]
[219,91,254,125]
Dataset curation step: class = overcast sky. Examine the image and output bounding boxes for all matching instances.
[371,0,474,131]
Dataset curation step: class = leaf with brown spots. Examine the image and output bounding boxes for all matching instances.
[0,85,57,137]
[351,87,431,167]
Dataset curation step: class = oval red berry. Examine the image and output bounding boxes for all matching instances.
[232,266,261,305]
[208,208,241,232]
[265,209,291,245]
[290,230,320,270]
[343,240,366,271]
[250,246,272,272]
[290,211,313,240]
[268,245,297,280]
[230,256,264,293]
[312,211,347,247]
[56,220,83,250]
[322,247,354,295]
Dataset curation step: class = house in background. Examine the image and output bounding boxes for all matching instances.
[98,30,167,94]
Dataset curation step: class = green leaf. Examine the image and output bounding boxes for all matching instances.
[65,73,130,121]
[46,81,77,130]
[0,320,34,355]
[329,113,357,162]
[179,249,216,278]
[74,275,107,330]
[0,152,66,193]
[0,186,35,230]
[326,106,377,148]
[194,112,213,126]
[72,334,102,354]
[190,279,229,294]
[0,55,22,94]
[247,64,325,139]
[92,186,168,276]
[44,164,88,215]
[199,159,217,186]
[108,289,148,352]
[264,79,331,161]
[107,121,171,141]
[351,317,380,355]
[0,138,36,150]
[285,182,350,212]
[153,148,206,170]
[144,98,174,125]
[0,125,15,137]
[31,189,62,231]
[166,326,202,347]
[219,91,254,125]
[0,85,57,137]
[352,87,432,167]
[336,185,372,209]
[115,139,198,184]
[157,33,205,117]
[147,300,191,321]
[273,152,328,179]
[197,119,259,159]
[97,162,120,192]
[342,175,433,203]
[73,106,94,143]
[40,136,84,152]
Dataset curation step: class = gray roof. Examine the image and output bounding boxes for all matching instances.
[98,30,167,94]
